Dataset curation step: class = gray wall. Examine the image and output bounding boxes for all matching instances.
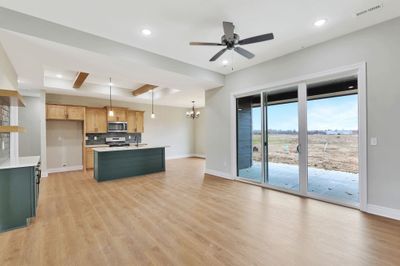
[205,17,400,210]
[18,96,41,156]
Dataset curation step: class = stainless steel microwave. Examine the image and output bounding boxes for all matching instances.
[107,122,128,133]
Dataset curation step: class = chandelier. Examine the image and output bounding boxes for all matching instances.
[186,101,200,119]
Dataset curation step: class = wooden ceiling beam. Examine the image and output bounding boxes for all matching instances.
[73,72,89,88]
[132,84,157,96]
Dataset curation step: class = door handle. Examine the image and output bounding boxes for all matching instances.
[296,144,301,153]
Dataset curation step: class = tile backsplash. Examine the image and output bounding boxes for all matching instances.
[86,132,141,145]
[0,98,10,162]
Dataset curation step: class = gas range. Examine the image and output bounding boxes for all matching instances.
[105,137,130,147]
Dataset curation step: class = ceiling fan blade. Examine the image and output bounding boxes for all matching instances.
[234,47,255,59]
[238,33,274,45]
[223,21,235,40]
[190,42,223,46]
[210,48,227,62]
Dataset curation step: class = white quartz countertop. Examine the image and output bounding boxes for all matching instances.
[85,144,109,148]
[85,143,148,148]
[93,145,169,152]
[0,156,40,170]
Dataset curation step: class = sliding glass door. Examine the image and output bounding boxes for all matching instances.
[236,77,360,207]
[265,88,300,191]
[237,94,262,182]
[307,81,359,204]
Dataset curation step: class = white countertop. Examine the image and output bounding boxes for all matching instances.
[0,156,40,170]
[93,145,168,153]
[85,143,148,148]
[85,144,109,148]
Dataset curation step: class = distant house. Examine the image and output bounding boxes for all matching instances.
[326,130,354,135]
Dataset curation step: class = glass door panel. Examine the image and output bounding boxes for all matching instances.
[265,88,300,191]
[307,79,359,204]
[237,94,262,182]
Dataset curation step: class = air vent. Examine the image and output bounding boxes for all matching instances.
[356,3,384,17]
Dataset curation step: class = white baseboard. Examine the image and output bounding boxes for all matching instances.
[47,165,83,174]
[366,204,400,221]
[166,154,205,160]
[192,154,206,159]
[205,169,234,180]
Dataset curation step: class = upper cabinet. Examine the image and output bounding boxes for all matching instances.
[46,104,143,133]
[135,111,144,133]
[127,110,144,133]
[46,105,67,120]
[107,107,127,122]
[46,104,85,121]
[86,108,107,133]
[66,106,85,120]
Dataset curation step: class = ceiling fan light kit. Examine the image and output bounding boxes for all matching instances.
[190,21,274,62]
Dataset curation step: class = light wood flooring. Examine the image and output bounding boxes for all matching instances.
[1,158,400,265]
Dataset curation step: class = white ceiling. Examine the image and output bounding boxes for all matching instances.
[0,30,206,107]
[1,0,400,75]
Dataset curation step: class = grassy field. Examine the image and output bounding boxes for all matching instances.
[252,134,358,173]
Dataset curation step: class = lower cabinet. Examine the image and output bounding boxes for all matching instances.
[86,148,94,169]
[0,166,37,232]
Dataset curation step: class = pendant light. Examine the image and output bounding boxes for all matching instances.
[108,77,114,117]
[186,100,200,119]
[150,89,155,119]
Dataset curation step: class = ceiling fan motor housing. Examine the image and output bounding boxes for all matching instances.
[222,34,240,49]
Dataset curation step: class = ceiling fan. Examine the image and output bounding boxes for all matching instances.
[190,21,274,62]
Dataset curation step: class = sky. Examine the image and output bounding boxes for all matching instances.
[252,94,358,131]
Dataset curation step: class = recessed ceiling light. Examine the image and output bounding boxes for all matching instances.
[56,74,63,78]
[141,29,152,36]
[314,19,327,27]
[222,60,229,66]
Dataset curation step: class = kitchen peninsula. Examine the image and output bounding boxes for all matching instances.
[93,145,166,181]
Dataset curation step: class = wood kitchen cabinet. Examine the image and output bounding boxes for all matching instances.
[135,111,144,133]
[66,106,85,120]
[46,104,67,120]
[85,108,107,133]
[46,104,85,120]
[85,148,94,169]
[127,110,144,133]
[107,107,127,122]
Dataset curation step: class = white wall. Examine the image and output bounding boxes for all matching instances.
[0,41,17,162]
[46,94,196,159]
[46,120,83,170]
[205,17,400,211]
[193,108,205,157]
[0,41,17,90]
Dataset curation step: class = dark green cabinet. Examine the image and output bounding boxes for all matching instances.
[0,166,37,232]
[94,148,165,181]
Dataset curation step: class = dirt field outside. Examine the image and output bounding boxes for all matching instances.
[252,133,358,174]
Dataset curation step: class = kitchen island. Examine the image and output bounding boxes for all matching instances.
[93,145,166,181]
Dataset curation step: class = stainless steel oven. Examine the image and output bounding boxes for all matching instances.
[108,122,128,133]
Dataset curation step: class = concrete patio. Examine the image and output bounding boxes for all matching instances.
[239,162,359,203]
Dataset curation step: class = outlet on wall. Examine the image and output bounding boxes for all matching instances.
[94,136,97,140]
[62,163,67,167]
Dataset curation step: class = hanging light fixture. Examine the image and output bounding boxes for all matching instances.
[108,77,114,117]
[186,100,200,119]
[150,89,155,119]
